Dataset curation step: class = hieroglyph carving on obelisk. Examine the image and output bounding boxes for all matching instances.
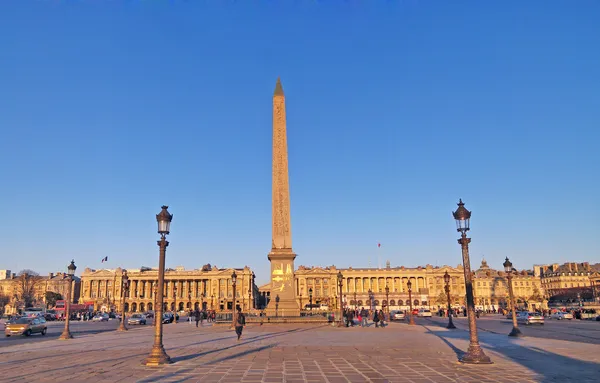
[267,78,299,315]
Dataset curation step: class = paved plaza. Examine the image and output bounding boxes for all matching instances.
[1,318,599,382]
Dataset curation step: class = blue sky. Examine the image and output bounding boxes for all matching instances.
[1,1,598,284]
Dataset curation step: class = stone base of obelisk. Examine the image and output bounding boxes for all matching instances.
[266,249,300,317]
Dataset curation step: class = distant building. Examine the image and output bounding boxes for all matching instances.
[79,265,258,313]
[0,270,11,280]
[537,262,600,299]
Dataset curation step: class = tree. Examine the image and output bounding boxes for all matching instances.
[0,293,9,315]
[435,292,447,306]
[45,291,63,308]
[529,286,543,302]
[15,270,43,308]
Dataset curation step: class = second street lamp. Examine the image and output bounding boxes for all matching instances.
[504,257,523,337]
[385,285,390,315]
[143,205,173,366]
[118,270,129,331]
[231,271,237,327]
[444,271,456,329]
[309,288,313,313]
[407,280,415,325]
[59,260,77,340]
[453,199,492,364]
[337,271,344,327]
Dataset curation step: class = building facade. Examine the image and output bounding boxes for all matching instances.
[259,260,545,312]
[79,264,259,313]
[0,271,80,315]
[536,262,600,297]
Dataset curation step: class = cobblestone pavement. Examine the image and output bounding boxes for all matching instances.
[0,319,598,382]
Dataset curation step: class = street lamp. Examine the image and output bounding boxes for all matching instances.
[118,270,129,331]
[385,285,390,315]
[143,205,173,366]
[153,283,157,316]
[231,270,237,327]
[337,271,344,327]
[211,294,214,310]
[353,291,357,310]
[504,257,522,337]
[444,271,456,329]
[299,293,303,311]
[309,288,313,313]
[59,260,77,340]
[407,280,415,325]
[453,199,492,364]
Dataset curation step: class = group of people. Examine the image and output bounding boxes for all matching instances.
[342,307,387,327]
[189,309,217,326]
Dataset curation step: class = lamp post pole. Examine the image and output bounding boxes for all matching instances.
[299,294,303,312]
[153,284,157,318]
[504,257,523,337]
[231,271,237,328]
[143,205,173,366]
[211,294,214,310]
[354,291,357,310]
[385,285,390,315]
[309,288,313,314]
[337,271,344,327]
[118,271,129,331]
[59,260,77,340]
[453,199,492,364]
[407,280,415,325]
[444,271,456,329]
[173,285,178,322]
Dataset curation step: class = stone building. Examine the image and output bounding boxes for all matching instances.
[79,264,259,313]
[536,262,600,297]
[0,271,80,315]
[259,260,545,311]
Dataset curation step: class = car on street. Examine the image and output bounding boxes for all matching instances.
[5,317,47,337]
[517,311,544,325]
[417,309,432,318]
[390,311,405,320]
[127,314,147,325]
[92,313,109,322]
[551,312,573,320]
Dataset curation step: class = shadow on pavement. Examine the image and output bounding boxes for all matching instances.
[424,326,600,382]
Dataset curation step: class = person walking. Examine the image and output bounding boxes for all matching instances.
[360,307,368,327]
[194,308,201,327]
[235,307,246,341]
[373,310,380,328]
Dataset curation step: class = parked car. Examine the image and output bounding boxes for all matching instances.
[517,311,544,325]
[163,313,174,324]
[390,311,405,321]
[5,317,47,337]
[144,311,154,319]
[127,314,147,325]
[417,309,432,318]
[92,313,109,322]
[551,312,573,320]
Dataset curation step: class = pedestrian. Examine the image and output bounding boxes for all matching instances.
[360,307,368,327]
[194,308,201,327]
[373,310,380,328]
[235,307,246,341]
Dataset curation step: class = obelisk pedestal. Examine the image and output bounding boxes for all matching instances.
[266,78,299,316]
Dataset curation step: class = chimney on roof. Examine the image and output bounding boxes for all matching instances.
[49,273,54,279]
[568,263,572,271]
[572,263,578,272]
[386,260,390,269]
[11,273,15,279]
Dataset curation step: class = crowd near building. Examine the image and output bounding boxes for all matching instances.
[1,260,599,316]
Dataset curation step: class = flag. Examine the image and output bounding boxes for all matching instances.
[101,256,108,263]
[377,243,381,248]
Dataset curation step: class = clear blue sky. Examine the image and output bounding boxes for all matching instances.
[1,1,598,285]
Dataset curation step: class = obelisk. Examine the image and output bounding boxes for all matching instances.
[266,78,299,316]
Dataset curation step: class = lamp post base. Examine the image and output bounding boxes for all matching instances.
[117,323,128,332]
[508,327,523,337]
[408,316,415,325]
[447,318,456,329]
[459,345,493,364]
[143,345,172,366]
[58,331,73,340]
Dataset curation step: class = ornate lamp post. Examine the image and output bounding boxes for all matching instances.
[59,260,77,340]
[444,271,456,329]
[504,257,522,337]
[385,285,390,315]
[211,294,214,310]
[173,285,178,322]
[354,291,357,310]
[299,293,303,311]
[118,271,129,331]
[453,199,492,364]
[153,284,157,315]
[309,288,313,313]
[407,280,415,325]
[143,205,173,366]
[188,291,192,313]
[231,270,237,327]
[337,271,344,327]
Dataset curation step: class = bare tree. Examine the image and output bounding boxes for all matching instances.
[16,270,43,308]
